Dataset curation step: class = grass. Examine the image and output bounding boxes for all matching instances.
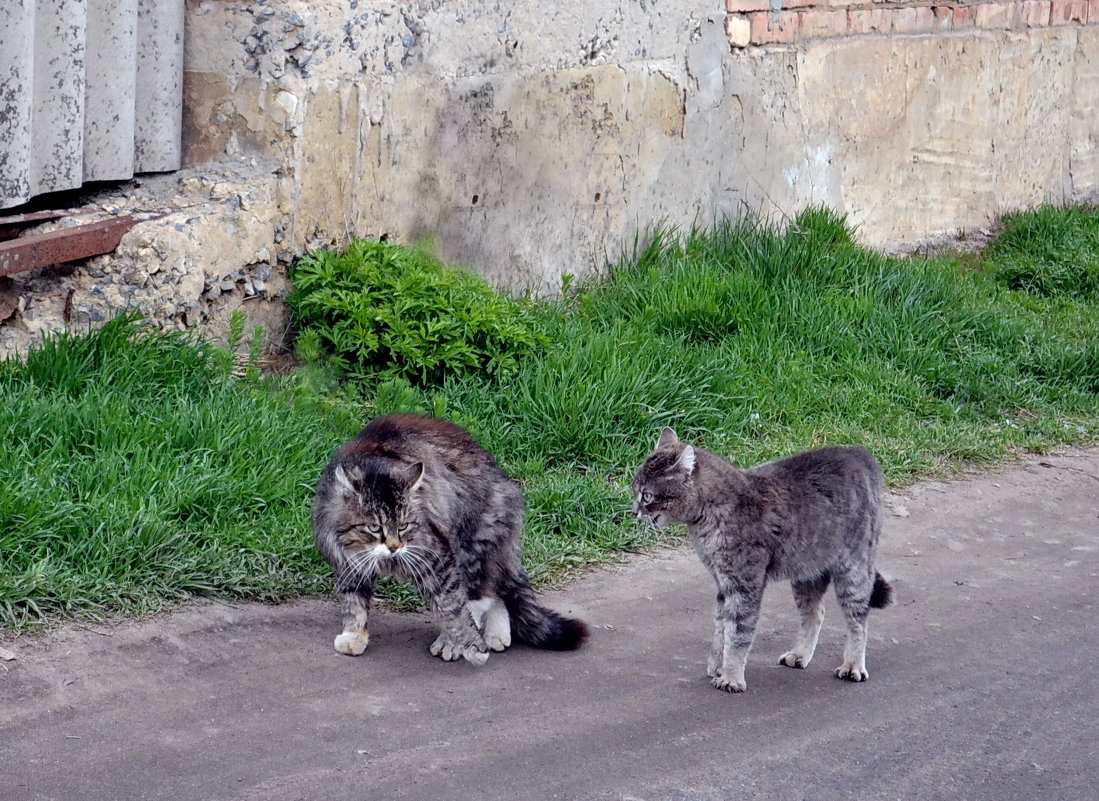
[2,205,1098,631]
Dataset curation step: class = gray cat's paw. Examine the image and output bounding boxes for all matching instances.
[710,674,747,693]
[834,664,869,682]
[334,631,369,656]
[778,651,810,669]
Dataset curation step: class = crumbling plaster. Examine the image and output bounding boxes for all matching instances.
[2,0,1097,356]
[183,1,1099,288]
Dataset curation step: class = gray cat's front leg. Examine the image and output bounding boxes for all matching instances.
[334,587,371,656]
[707,594,726,678]
[710,585,762,693]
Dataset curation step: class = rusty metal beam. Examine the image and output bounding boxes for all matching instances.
[0,215,139,276]
[0,211,67,241]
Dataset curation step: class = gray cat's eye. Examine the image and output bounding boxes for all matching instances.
[641,492,653,503]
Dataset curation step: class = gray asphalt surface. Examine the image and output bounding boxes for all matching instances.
[2,449,1098,801]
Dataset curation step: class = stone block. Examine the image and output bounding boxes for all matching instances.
[749,10,801,44]
[1050,0,1089,23]
[931,6,955,30]
[891,7,921,32]
[976,2,1013,28]
[726,14,752,47]
[800,9,848,39]
[848,8,892,34]
[952,4,979,28]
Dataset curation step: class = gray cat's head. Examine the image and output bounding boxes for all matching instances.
[328,460,426,562]
[632,428,698,528]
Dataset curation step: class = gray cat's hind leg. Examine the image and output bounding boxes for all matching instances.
[779,573,830,669]
[832,567,873,681]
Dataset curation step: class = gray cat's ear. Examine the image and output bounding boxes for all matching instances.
[674,445,697,474]
[657,427,679,448]
[333,464,355,494]
[408,462,425,491]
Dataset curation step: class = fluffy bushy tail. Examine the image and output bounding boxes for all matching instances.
[501,579,588,651]
[870,572,894,609]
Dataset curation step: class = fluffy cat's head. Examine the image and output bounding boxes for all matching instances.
[632,428,698,528]
[328,459,426,561]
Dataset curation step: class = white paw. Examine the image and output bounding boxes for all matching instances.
[334,631,368,656]
[835,663,869,682]
[779,650,811,669]
[482,602,511,651]
[710,674,747,693]
[484,633,509,652]
[462,647,490,666]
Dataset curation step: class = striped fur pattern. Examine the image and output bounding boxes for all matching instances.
[312,414,588,664]
[632,428,893,693]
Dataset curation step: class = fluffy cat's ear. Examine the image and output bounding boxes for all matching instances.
[408,462,425,491]
[333,464,355,494]
[657,427,679,449]
[674,445,697,474]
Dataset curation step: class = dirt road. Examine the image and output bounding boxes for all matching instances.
[3,450,1098,801]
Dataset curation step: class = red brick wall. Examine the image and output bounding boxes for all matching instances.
[724,0,1098,47]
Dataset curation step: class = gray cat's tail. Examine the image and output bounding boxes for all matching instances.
[870,572,894,609]
[502,582,589,651]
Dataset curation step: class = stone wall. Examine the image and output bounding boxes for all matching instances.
[2,0,1097,355]
[180,0,1099,280]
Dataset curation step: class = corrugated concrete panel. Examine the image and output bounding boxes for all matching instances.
[32,0,87,195]
[0,1,35,205]
[84,0,137,181]
[0,0,183,209]
[135,0,185,171]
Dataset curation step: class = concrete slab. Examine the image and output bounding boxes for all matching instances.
[2,448,1098,800]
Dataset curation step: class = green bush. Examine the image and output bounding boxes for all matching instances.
[288,239,547,385]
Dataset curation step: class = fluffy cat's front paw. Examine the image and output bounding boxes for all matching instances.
[462,646,490,666]
[430,634,459,660]
[779,650,811,669]
[706,655,722,678]
[334,631,369,656]
[710,674,747,693]
[834,663,869,682]
[430,635,488,664]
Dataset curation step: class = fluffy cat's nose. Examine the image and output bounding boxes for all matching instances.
[386,542,400,553]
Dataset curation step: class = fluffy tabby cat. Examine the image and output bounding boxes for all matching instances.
[313,413,588,664]
[633,428,893,693]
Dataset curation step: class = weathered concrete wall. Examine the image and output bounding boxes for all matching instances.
[181,0,1099,289]
[1,0,1097,355]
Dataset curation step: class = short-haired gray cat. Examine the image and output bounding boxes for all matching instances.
[633,428,893,693]
[313,414,588,665]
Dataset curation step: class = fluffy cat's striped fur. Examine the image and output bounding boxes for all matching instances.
[633,428,893,693]
[313,414,588,664]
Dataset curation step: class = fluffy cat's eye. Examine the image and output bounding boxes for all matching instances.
[397,521,411,532]
[641,492,654,503]
[366,522,383,535]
